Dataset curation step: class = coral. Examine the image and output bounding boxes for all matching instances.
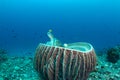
[0,49,8,63]
[106,46,120,63]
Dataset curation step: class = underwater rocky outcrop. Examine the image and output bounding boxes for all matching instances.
[0,49,8,63]
[34,30,96,80]
[106,45,120,63]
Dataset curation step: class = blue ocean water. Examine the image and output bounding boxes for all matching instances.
[0,0,120,56]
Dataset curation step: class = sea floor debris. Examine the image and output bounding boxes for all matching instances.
[0,54,120,80]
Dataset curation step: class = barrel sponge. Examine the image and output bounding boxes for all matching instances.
[34,30,96,80]
[34,43,96,80]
